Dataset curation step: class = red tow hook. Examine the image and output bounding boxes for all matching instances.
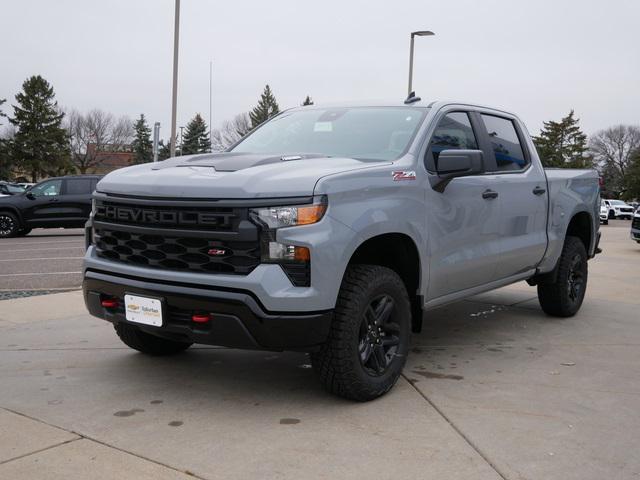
[101,297,119,309]
[192,313,212,324]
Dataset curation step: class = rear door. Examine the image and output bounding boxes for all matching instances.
[423,109,505,300]
[59,177,95,225]
[477,113,548,279]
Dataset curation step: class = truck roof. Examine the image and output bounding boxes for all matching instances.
[293,99,519,118]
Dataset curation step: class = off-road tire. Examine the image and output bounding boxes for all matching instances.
[537,236,588,317]
[311,265,411,401]
[115,323,192,355]
[0,212,20,238]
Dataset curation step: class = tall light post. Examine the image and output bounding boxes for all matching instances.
[407,30,434,96]
[170,0,181,157]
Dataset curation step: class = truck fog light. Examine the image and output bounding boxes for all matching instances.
[266,242,309,262]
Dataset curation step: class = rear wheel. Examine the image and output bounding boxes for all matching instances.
[0,212,19,238]
[311,265,411,401]
[114,323,192,355]
[537,236,588,317]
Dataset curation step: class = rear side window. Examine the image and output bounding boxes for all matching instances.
[481,115,528,171]
[427,112,478,168]
[65,178,93,195]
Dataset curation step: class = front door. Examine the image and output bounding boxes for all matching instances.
[424,110,505,300]
[23,179,64,227]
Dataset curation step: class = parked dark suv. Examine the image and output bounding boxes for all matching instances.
[0,175,102,238]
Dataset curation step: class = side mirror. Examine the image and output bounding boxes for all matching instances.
[431,149,484,192]
[26,192,35,200]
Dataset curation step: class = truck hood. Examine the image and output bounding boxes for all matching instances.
[97,152,387,198]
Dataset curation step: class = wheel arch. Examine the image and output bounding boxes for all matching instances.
[566,210,593,255]
[346,232,424,332]
[0,206,24,227]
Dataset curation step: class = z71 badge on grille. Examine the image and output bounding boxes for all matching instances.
[392,171,416,181]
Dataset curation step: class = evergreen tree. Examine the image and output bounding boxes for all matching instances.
[249,85,280,128]
[0,99,9,179]
[157,140,171,160]
[533,110,590,168]
[9,75,70,182]
[181,114,211,155]
[0,98,6,125]
[131,114,153,164]
[302,95,314,106]
[623,148,640,200]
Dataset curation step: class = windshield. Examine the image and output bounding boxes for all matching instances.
[231,107,427,161]
[7,184,25,194]
[610,200,627,206]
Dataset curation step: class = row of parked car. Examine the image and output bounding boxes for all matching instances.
[0,175,101,238]
[599,199,638,224]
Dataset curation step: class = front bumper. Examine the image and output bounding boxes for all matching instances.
[83,269,332,352]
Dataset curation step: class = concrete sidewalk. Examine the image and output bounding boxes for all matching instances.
[0,222,638,479]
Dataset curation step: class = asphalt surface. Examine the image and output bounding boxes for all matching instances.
[0,220,638,479]
[0,228,85,291]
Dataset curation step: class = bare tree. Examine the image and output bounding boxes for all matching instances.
[66,109,133,173]
[211,113,252,151]
[590,125,640,196]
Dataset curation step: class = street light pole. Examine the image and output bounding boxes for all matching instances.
[170,0,180,158]
[153,122,160,162]
[407,30,434,96]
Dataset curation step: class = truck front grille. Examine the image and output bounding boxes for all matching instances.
[632,216,640,230]
[94,228,260,275]
[93,197,261,276]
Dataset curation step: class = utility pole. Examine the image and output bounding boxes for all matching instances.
[170,0,180,157]
[407,30,434,96]
[209,61,213,152]
[153,122,160,162]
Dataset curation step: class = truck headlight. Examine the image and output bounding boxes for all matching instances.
[249,197,327,229]
[250,197,326,287]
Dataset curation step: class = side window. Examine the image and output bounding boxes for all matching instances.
[65,178,93,195]
[427,112,478,170]
[30,179,62,197]
[480,114,528,171]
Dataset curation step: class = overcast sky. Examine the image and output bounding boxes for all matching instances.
[2,0,638,139]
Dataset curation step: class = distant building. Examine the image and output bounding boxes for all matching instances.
[88,143,135,174]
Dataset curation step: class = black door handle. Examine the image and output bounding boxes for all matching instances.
[482,189,499,200]
[533,186,546,195]
[48,198,59,202]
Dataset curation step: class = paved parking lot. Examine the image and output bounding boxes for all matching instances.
[0,221,638,479]
[0,229,84,293]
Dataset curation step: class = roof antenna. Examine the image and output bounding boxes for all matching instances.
[404,91,421,104]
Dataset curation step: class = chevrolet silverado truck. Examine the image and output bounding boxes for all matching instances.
[83,101,601,401]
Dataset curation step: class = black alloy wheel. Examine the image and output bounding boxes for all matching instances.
[0,213,19,238]
[358,294,401,376]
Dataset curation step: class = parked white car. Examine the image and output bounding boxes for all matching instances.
[600,201,609,225]
[603,199,634,220]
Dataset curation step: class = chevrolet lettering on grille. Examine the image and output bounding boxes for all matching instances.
[95,205,233,228]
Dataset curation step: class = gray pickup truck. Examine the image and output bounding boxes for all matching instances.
[83,100,601,401]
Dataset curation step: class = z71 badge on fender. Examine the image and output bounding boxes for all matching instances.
[392,171,416,181]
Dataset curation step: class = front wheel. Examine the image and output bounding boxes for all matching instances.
[537,236,588,317]
[115,323,192,355]
[0,212,20,238]
[311,265,411,401]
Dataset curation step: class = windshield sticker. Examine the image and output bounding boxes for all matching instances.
[314,121,333,132]
[392,171,416,181]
